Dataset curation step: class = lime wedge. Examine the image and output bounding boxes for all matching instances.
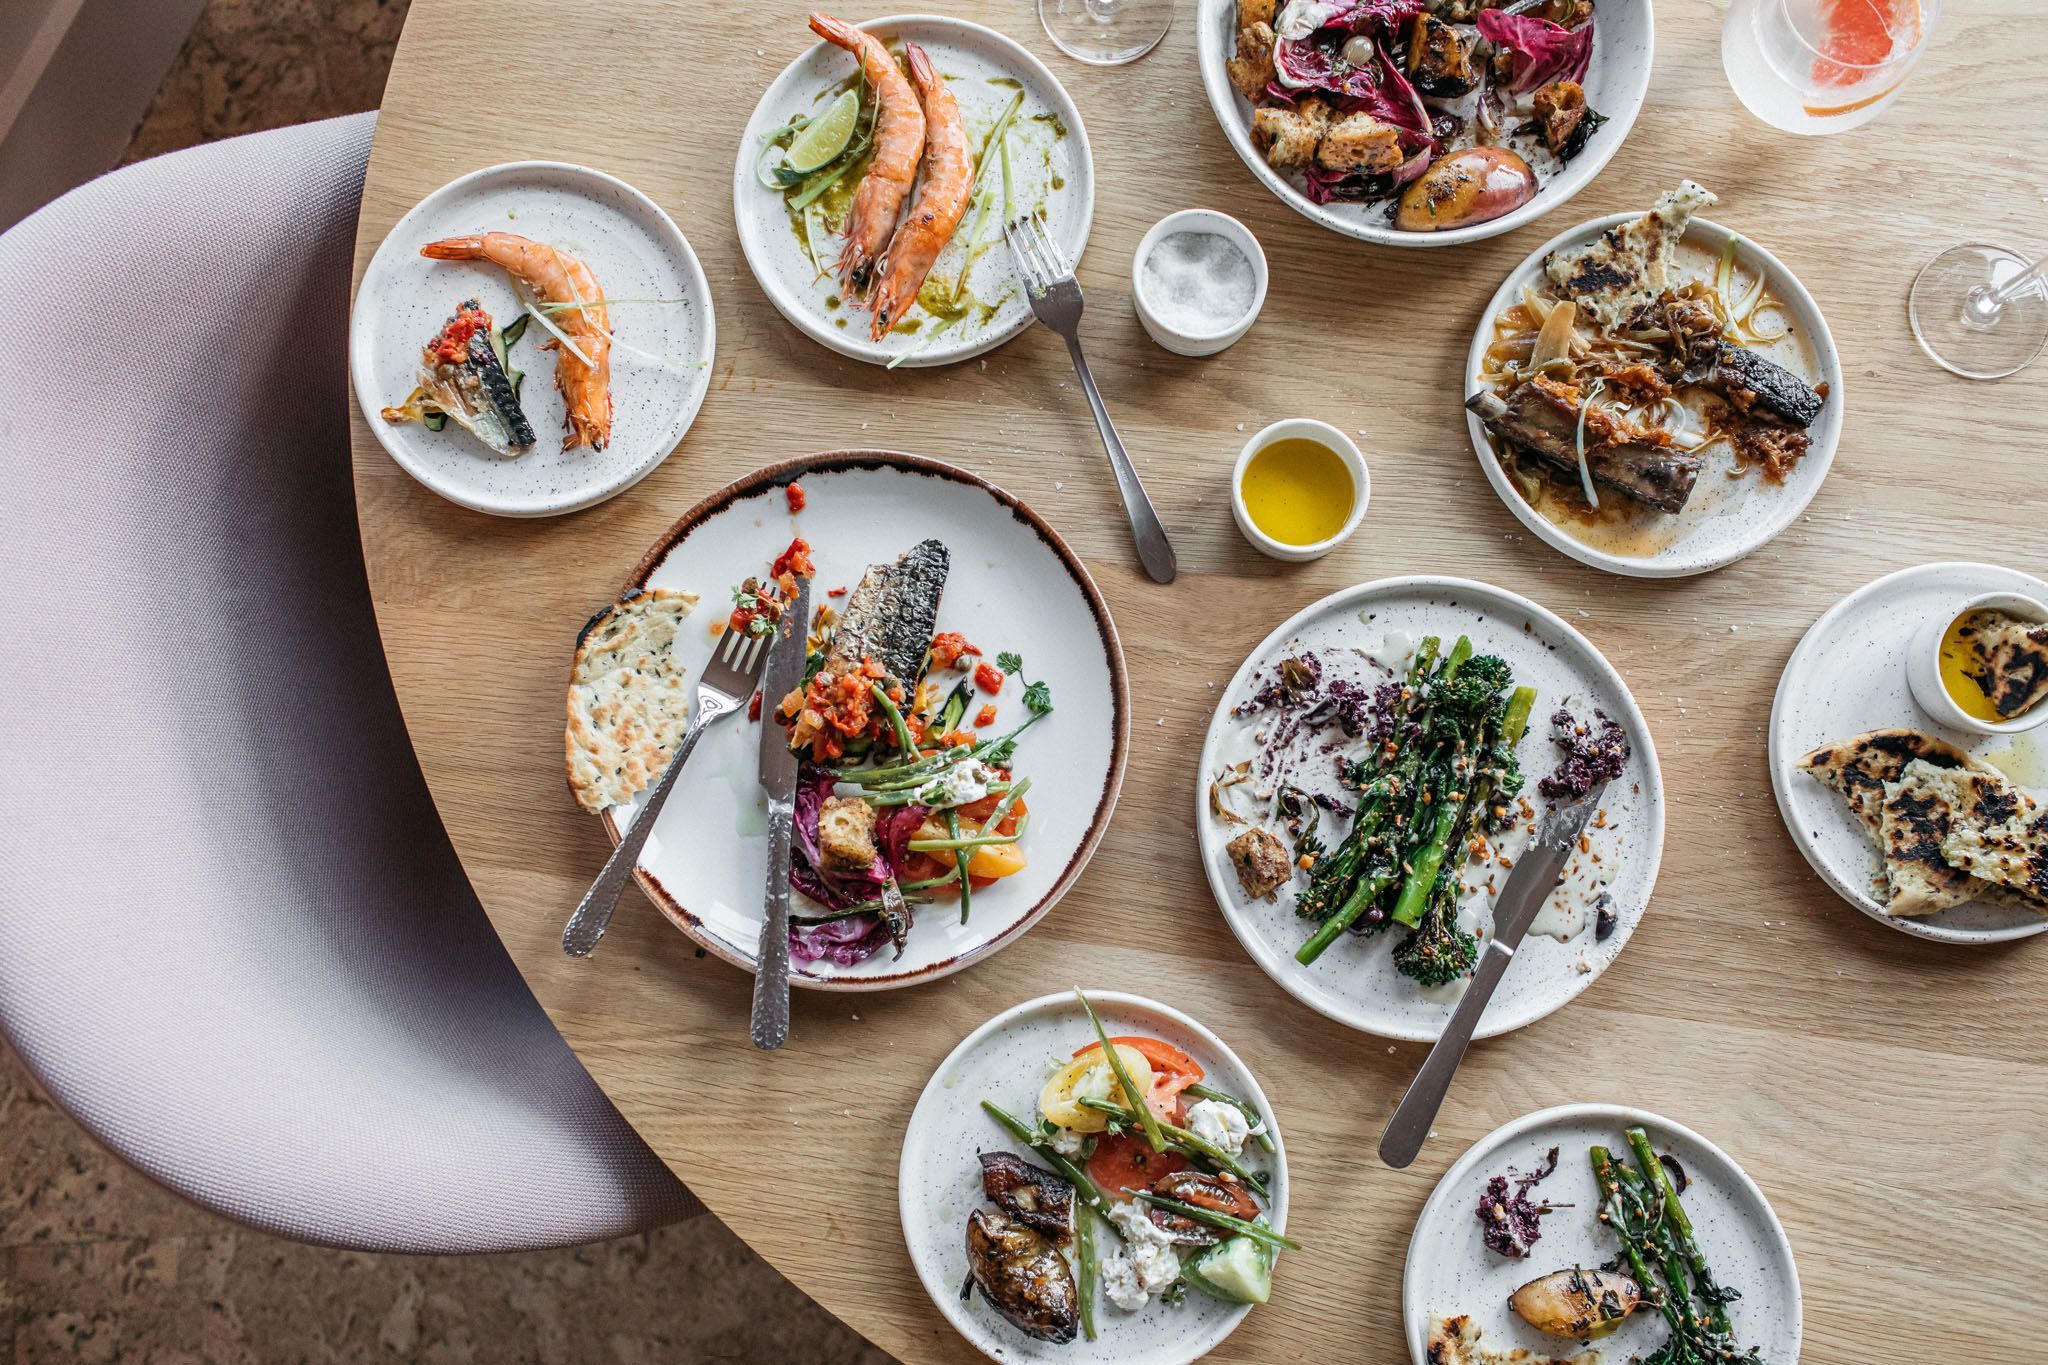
[786,89,860,175]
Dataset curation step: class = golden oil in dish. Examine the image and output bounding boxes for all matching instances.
[1240,437,1354,546]
[1939,609,2008,724]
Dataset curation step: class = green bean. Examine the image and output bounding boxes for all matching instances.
[1077,1098,1269,1196]
[1128,1192,1300,1251]
[948,810,973,925]
[976,776,1031,837]
[1076,990,1165,1153]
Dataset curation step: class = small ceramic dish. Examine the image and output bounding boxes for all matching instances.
[1906,591,2048,736]
[1195,0,1653,249]
[901,990,1289,1363]
[1230,419,1369,563]
[1131,209,1268,357]
[1768,560,2048,943]
[1402,1104,1801,1365]
[350,161,714,517]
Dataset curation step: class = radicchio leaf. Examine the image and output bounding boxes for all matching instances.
[1476,9,1595,94]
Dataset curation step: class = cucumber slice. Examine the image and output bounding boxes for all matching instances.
[1181,1234,1273,1305]
[786,89,860,175]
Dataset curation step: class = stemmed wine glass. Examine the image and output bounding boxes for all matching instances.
[1038,0,1172,65]
[1909,246,2048,381]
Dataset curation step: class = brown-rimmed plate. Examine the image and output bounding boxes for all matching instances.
[592,450,1129,989]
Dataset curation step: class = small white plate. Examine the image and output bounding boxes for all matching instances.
[1767,560,2048,943]
[602,451,1128,988]
[734,13,1094,367]
[1195,0,1652,248]
[1402,1104,1802,1365]
[1465,213,1842,578]
[1196,576,1664,1042]
[350,161,714,517]
[901,990,1289,1364]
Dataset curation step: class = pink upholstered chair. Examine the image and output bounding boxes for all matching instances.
[0,113,698,1251]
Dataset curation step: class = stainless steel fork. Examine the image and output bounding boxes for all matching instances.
[1004,211,1178,584]
[562,617,772,957]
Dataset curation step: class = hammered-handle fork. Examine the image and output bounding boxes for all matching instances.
[1004,211,1178,584]
[563,621,772,957]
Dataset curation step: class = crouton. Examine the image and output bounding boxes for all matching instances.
[1252,96,1329,169]
[1315,111,1404,175]
[1237,0,1276,28]
[1226,22,1276,103]
[818,795,879,871]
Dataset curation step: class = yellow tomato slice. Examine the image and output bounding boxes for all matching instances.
[1038,1045,1155,1133]
[966,841,1027,880]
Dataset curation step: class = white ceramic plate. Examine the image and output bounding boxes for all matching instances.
[1465,212,1843,577]
[1402,1103,1801,1364]
[351,162,714,518]
[601,451,1128,988]
[1195,0,1652,248]
[734,14,1094,366]
[901,990,1289,1363]
[1196,577,1664,1041]
[1768,560,2048,943]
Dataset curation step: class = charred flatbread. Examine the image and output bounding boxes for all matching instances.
[565,588,700,813]
[1797,728,1992,838]
[1425,1314,1601,1365]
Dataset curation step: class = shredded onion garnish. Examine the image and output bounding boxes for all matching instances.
[1574,377,1604,510]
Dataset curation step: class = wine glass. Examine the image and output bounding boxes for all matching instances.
[1910,246,2048,381]
[1038,0,1172,66]
[1722,0,1936,136]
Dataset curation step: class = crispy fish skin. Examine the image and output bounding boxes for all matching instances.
[977,1152,1074,1243]
[966,1208,1079,1344]
[824,538,951,686]
[1468,380,1701,514]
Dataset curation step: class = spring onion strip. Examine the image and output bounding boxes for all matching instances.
[802,203,828,281]
[976,777,1030,837]
[513,283,595,368]
[1127,1192,1299,1252]
[942,91,1026,306]
[884,317,954,370]
[1713,235,1740,326]
[948,810,973,924]
[1077,989,1166,1153]
[1574,377,1604,510]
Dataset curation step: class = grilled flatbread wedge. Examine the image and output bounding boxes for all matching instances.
[1425,1315,1600,1365]
[565,588,700,814]
[1544,180,1716,331]
[1938,769,2048,910]
[1878,764,2002,915]
[1797,728,1994,838]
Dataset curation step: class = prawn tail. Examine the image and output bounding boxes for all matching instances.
[419,235,488,261]
[904,42,935,87]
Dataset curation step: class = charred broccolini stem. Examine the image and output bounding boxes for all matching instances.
[1592,1140,1763,1365]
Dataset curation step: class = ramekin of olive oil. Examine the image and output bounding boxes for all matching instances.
[1231,419,1370,562]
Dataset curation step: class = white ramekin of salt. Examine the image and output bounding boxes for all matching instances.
[1131,210,1268,357]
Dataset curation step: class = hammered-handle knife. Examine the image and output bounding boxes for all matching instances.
[750,575,811,1051]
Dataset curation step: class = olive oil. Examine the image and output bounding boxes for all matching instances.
[1939,609,2007,724]
[1240,437,1354,546]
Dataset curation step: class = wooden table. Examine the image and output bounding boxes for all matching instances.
[349,2,2048,1359]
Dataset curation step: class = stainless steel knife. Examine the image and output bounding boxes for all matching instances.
[749,574,811,1052]
[1378,782,1611,1168]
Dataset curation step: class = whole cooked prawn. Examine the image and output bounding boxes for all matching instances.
[808,11,924,298]
[419,231,612,451]
[867,43,971,340]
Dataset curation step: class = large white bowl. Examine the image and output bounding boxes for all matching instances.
[1465,211,1843,577]
[1194,0,1654,248]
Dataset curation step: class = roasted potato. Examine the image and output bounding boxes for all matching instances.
[1509,1268,1644,1340]
[1394,147,1537,232]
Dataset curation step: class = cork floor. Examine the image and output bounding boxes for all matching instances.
[3,1,888,1360]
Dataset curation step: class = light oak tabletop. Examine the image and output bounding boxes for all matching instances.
[350,1,2048,1359]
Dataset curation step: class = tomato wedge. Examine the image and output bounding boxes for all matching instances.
[1086,1129,1189,1200]
[1072,1036,1204,1125]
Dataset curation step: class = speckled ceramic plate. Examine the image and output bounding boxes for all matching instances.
[1768,561,2048,943]
[901,991,1289,1363]
[1465,211,1842,577]
[1195,0,1652,248]
[1402,1104,1802,1365]
[351,161,714,517]
[734,14,1093,367]
[598,451,1128,989]
[1196,576,1665,1042]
